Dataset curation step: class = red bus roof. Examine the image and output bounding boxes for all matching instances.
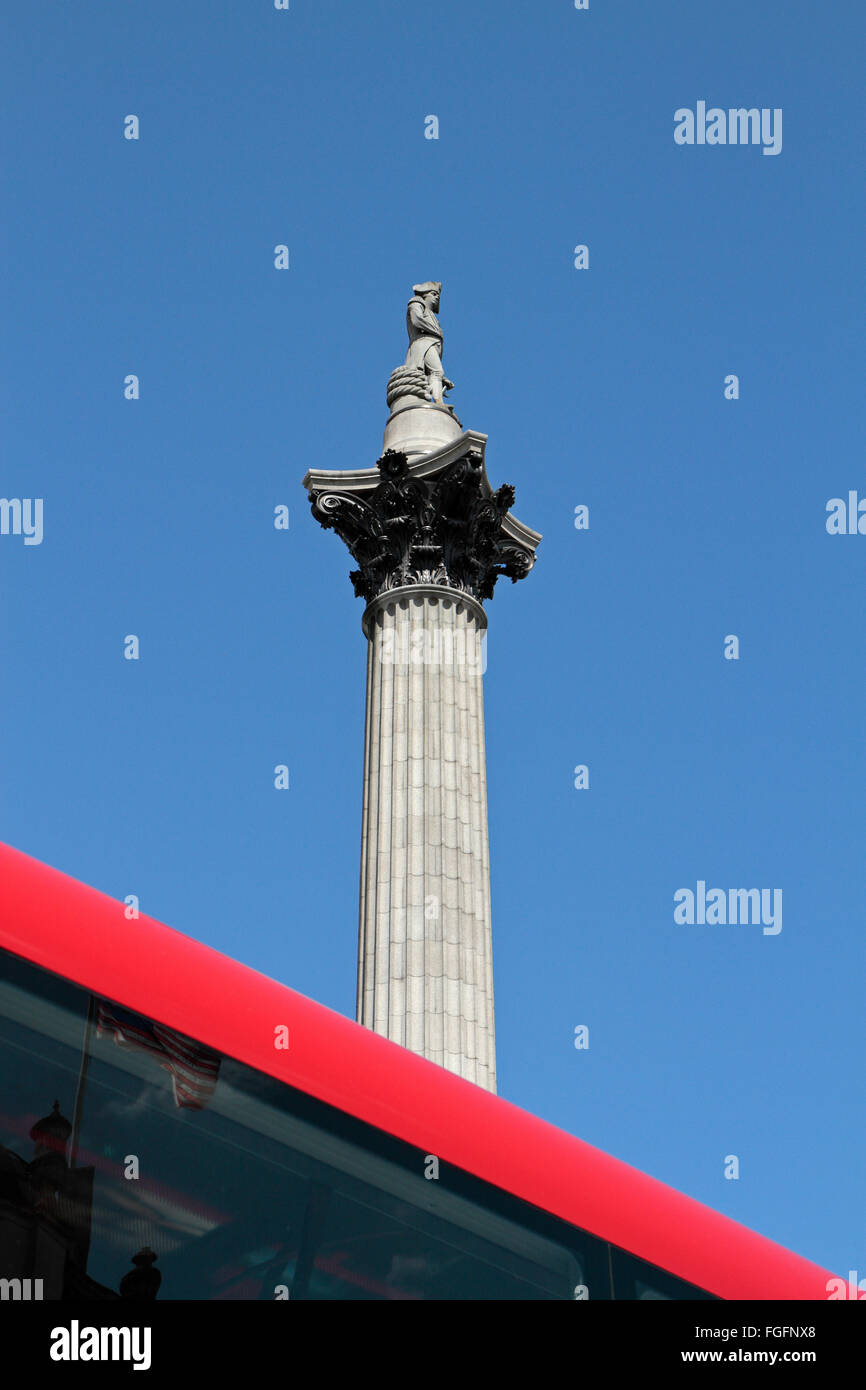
[0,839,837,1300]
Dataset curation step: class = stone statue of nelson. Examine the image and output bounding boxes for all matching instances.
[404,281,453,405]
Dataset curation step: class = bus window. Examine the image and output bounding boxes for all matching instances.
[0,950,606,1300]
[610,1245,717,1301]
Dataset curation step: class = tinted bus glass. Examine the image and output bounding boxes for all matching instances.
[0,949,715,1300]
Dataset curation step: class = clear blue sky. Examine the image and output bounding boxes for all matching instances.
[2,1,863,1280]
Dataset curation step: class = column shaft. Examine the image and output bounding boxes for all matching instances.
[358,585,496,1091]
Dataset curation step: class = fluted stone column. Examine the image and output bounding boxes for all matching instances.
[358,585,495,1088]
[302,286,539,1091]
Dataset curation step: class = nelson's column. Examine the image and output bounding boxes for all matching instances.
[303,283,540,1092]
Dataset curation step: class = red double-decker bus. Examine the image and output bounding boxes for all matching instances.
[0,841,838,1301]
